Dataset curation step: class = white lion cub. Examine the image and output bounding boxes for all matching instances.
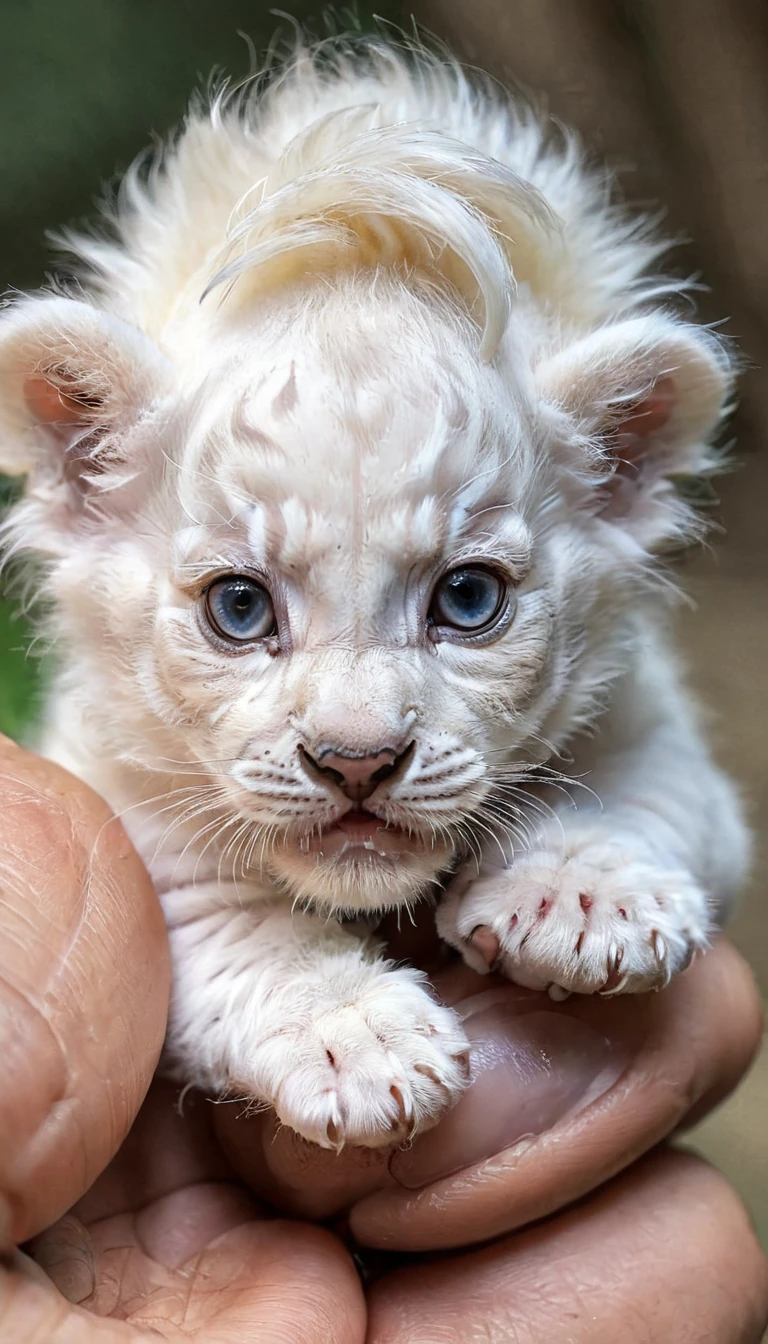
[0,39,748,1149]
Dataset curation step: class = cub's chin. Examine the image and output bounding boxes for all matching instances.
[268,812,455,913]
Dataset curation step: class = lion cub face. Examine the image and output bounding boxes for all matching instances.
[133,284,550,911]
[0,271,727,912]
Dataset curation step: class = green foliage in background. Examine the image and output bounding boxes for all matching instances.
[0,583,44,740]
[0,0,391,738]
[0,474,39,738]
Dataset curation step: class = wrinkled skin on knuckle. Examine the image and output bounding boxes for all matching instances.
[365,1153,768,1344]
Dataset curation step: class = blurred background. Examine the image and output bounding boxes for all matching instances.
[1,0,765,1244]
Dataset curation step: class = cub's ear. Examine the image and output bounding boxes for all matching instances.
[535,315,734,549]
[0,296,169,491]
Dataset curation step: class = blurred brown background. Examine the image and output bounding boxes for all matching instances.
[413,0,768,1244]
[0,0,765,1248]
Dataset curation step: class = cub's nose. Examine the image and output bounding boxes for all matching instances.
[300,742,414,803]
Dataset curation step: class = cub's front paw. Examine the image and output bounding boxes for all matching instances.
[437,843,711,997]
[236,966,470,1150]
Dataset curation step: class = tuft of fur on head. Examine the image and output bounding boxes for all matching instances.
[0,34,736,913]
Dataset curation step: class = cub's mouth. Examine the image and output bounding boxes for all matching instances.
[300,810,427,861]
[270,805,456,912]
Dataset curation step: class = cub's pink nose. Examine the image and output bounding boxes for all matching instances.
[300,742,413,803]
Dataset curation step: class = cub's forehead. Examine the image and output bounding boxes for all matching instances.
[172,288,538,573]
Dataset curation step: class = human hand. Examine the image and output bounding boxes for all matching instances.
[214,919,767,1253]
[365,1148,768,1342]
[1,737,766,1341]
[0,735,364,1341]
[21,1088,768,1343]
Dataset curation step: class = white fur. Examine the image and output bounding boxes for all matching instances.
[0,37,748,1148]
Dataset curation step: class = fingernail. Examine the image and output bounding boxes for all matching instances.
[391,991,629,1189]
[468,925,501,970]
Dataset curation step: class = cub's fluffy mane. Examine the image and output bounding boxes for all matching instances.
[49,35,683,360]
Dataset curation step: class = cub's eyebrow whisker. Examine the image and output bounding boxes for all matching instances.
[159,444,235,527]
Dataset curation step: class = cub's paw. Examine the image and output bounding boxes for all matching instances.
[437,843,711,997]
[236,967,470,1150]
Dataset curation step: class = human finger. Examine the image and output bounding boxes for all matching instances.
[351,937,763,1249]
[0,736,170,1246]
[211,936,762,1249]
[9,1203,365,1342]
[366,1149,768,1343]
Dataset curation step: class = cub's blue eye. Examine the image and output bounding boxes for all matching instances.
[431,566,507,633]
[204,576,276,643]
